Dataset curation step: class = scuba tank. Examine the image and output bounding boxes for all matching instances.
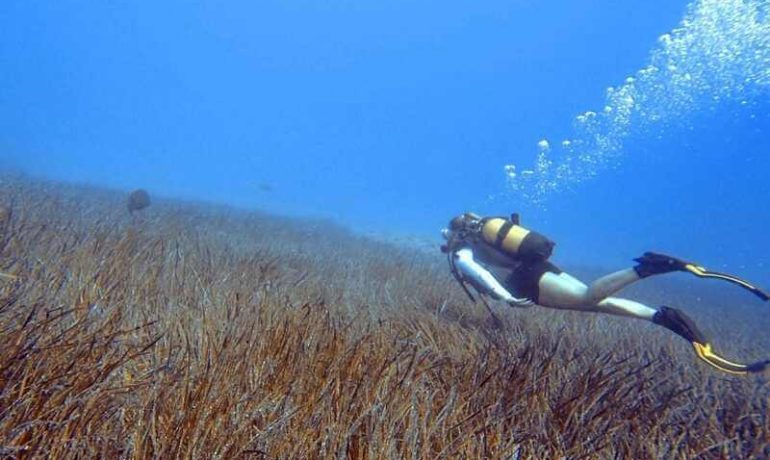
[441,212,553,325]
[441,212,555,299]
[478,214,555,263]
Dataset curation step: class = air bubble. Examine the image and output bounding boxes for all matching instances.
[506,0,770,205]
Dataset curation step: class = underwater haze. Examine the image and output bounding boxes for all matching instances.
[1,0,769,285]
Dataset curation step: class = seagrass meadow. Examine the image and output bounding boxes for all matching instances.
[0,175,768,459]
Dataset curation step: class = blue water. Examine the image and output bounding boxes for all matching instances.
[1,0,768,286]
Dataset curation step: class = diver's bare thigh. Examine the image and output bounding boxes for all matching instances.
[537,272,591,309]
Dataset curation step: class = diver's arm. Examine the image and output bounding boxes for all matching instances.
[454,248,534,307]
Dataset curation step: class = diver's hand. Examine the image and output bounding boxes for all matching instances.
[507,297,535,308]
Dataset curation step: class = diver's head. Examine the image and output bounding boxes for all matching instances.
[449,212,481,231]
[442,212,480,253]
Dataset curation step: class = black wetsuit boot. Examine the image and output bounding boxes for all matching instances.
[652,306,707,344]
[633,252,690,278]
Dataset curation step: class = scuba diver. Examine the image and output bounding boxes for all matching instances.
[441,212,770,375]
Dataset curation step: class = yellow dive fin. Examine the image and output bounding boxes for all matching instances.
[635,252,768,301]
[684,264,769,301]
[692,342,769,375]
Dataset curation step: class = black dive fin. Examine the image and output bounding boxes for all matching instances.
[653,307,769,375]
[684,264,769,301]
[692,342,770,375]
[635,252,769,301]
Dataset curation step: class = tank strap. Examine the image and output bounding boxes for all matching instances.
[494,220,514,248]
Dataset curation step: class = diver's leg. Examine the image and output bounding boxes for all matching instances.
[585,268,642,303]
[580,255,694,303]
[537,272,657,319]
[537,272,769,374]
[566,252,696,305]
[596,252,766,301]
[538,268,648,308]
[536,272,596,309]
[594,297,657,320]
